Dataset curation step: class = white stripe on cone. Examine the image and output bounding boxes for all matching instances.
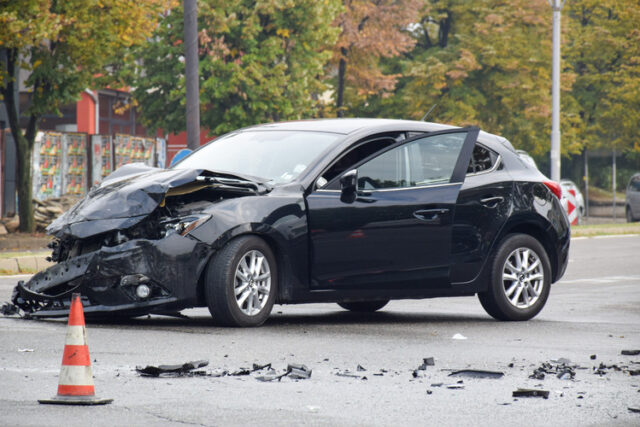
[64,325,87,346]
[58,365,95,386]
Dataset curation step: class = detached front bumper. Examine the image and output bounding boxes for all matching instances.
[12,234,213,318]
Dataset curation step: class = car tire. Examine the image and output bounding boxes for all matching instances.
[205,236,277,327]
[337,300,389,313]
[478,234,551,321]
[626,206,635,223]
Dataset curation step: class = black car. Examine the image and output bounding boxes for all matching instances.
[12,119,570,326]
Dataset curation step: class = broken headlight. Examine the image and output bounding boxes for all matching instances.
[160,214,211,237]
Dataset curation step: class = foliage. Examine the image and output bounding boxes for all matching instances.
[331,0,420,116]
[0,0,171,231]
[127,0,341,136]
[564,0,640,154]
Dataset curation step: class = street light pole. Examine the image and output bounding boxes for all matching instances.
[549,0,565,182]
[184,0,200,151]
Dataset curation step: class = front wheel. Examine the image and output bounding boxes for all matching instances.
[338,300,389,312]
[205,236,277,327]
[478,234,551,321]
[627,206,635,223]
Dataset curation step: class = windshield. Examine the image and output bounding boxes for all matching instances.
[173,130,341,184]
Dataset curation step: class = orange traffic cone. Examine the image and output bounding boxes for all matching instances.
[39,293,113,405]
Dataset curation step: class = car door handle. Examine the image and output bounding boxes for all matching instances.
[480,196,504,207]
[414,208,449,223]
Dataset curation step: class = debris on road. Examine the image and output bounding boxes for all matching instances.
[256,363,312,382]
[622,350,640,356]
[412,357,435,378]
[529,359,577,380]
[512,389,550,399]
[590,354,597,360]
[357,364,367,372]
[287,364,312,380]
[446,381,465,390]
[452,333,467,340]
[628,407,640,414]
[1,302,18,316]
[136,360,209,377]
[18,348,34,352]
[448,370,504,379]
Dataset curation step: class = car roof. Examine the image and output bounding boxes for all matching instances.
[238,118,515,151]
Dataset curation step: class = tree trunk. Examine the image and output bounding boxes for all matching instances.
[15,134,35,232]
[1,48,37,232]
[336,48,347,118]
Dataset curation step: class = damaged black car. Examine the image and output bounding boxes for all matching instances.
[11,119,570,326]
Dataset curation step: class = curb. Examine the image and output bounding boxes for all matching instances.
[0,254,53,275]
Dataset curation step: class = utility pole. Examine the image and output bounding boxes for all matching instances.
[548,0,565,182]
[184,0,200,151]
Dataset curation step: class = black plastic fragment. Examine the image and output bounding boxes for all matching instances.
[590,354,597,360]
[448,369,504,379]
[357,364,367,372]
[512,389,549,399]
[530,360,576,380]
[0,302,18,316]
[629,407,640,413]
[136,360,209,377]
[622,350,640,356]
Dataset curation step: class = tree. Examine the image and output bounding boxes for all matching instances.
[332,0,420,117]
[0,0,171,232]
[127,0,341,136]
[564,0,640,155]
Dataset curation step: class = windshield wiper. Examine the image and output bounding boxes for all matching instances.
[196,175,272,194]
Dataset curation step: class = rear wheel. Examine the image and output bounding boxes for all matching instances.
[627,206,635,223]
[338,300,389,313]
[478,234,551,321]
[205,236,277,327]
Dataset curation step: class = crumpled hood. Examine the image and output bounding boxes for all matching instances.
[47,164,204,239]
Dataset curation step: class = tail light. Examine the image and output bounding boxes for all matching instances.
[543,181,562,199]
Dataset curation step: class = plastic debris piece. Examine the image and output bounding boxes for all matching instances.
[449,370,504,379]
[230,368,251,376]
[446,384,464,389]
[136,360,209,377]
[287,363,312,380]
[508,363,514,368]
[590,354,597,360]
[452,333,467,340]
[426,390,433,395]
[431,383,443,387]
[252,363,272,371]
[512,389,549,399]
[628,407,640,413]
[357,364,367,372]
[622,350,640,356]
[18,348,35,352]
[1,303,18,316]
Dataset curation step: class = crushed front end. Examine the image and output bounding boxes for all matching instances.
[12,209,214,318]
[9,164,265,318]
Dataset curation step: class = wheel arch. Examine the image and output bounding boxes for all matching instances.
[493,218,560,283]
[195,227,295,307]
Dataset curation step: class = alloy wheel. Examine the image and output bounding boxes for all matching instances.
[234,249,271,316]
[501,247,544,309]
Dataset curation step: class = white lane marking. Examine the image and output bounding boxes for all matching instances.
[560,275,640,285]
[572,234,639,240]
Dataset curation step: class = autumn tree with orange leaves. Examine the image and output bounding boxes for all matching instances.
[333,0,420,117]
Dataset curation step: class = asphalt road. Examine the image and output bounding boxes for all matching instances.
[1,235,639,426]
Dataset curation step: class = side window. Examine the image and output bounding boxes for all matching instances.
[357,132,467,190]
[467,144,499,174]
[318,136,399,189]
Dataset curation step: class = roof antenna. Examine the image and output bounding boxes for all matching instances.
[421,103,438,121]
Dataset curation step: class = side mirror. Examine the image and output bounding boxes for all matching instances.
[340,169,358,203]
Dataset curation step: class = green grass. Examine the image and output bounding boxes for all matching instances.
[0,250,50,259]
[571,222,640,237]
[587,185,626,202]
